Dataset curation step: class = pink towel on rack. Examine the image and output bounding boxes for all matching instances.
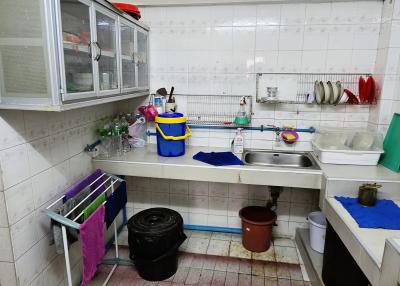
[80,204,105,286]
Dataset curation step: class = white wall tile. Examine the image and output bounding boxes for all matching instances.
[209,182,229,197]
[27,137,52,176]
[24,112,49,141]
[0,192,8,227]
[305,3,332,25]
[0,262,17,286]
[233,5,257,26]
[233,27,256,51]
[10,212,39,260]
[211,5,233,27]
[255,26,279,51]
[0,144,30,190]
[5,179,34,225]
[0,227,13,262]
[279,26,304,51]
[303,25,328,50]
[280,4,306,25]
[0,110,26,151]
[256,4,281,26]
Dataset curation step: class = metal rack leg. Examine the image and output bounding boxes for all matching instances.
[62,225,73,286]
[102,221,119,286]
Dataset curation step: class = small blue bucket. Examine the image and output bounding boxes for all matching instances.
[155,112,192,157]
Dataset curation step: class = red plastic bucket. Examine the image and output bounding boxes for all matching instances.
[239,206,277,252]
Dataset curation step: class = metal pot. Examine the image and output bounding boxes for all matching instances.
[358,183,381,207]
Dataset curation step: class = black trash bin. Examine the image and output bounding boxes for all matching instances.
[127,208,186,281]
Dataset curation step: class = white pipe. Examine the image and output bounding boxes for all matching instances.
[62,226,73,286]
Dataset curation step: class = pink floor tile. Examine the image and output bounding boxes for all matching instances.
[172,267,189,284]
[185,268,202,285]
[191,254,206,269]
[203,255,217,270]
[238,258,252,275]
[264,262,277,278]
[276,263,291,279]
[251,275,265,286]
[224,272,239,286]
[214,257,229,272]
[157,282,172,286]
[198,269,214,286]
[211,271,226,286]
[226,257,240,273]
[291,280,305,286]
[288,264,303,281]
[277,278,291,286]
[238,273,251,286]
[179,252,195,268]
[264,276,278,286]
[252,260,265,276]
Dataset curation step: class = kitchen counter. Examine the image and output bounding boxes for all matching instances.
[315,158,400,183]
[325,197,400,285]
[93,144,400,285]
[93,145,323,189]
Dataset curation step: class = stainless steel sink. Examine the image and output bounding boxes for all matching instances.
[242,150,320,169]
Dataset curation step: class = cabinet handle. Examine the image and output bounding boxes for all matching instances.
[88,42,92,59]
[94,41,102,61]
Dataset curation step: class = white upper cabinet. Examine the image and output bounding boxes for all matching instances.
[0,0,149,111]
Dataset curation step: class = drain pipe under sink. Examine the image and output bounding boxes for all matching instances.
[266,186,282,211]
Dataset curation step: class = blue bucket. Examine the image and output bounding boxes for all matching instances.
[155,112,192,157]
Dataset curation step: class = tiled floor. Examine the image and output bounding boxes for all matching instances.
[93,230,310,286]
[92,250,310,286]
[119,230,301,264]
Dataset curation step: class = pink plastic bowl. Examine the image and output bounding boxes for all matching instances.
[281,131,299,144]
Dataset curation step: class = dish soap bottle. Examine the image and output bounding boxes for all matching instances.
[233,128,244,154]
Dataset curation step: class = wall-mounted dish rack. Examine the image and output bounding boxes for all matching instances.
[256,73,375,105]
[177,94,253,126]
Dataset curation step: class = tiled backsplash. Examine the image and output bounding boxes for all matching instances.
[141,2,383,150]
[125,176,320,238]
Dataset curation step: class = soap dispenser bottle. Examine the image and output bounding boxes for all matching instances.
[233,128,244,154]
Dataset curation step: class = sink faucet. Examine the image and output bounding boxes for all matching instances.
[267,125,281,142]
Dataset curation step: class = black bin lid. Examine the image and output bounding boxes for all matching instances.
[128,208,183,236]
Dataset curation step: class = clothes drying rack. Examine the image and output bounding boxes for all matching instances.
[43,172,129,286]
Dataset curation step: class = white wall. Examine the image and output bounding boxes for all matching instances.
[369,0,400,134]
[141,1,383,150]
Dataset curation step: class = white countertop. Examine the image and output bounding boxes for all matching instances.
[315,158,400,183]
[93,145,323,189]
[327,197,400,267]
[93,145,400,188]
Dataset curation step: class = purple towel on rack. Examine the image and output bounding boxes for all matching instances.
[63,169,105,203]
[105,181,127,228]
[80,204,105,286]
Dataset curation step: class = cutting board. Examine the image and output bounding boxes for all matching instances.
[379,113,400,172]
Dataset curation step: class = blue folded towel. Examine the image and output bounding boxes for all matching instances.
[335,196,400,230]
[193,151,244,166]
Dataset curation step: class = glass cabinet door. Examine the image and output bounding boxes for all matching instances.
[136,29,149,89]
[60,0,95,98]
[95,7,119,94]
[120,21,136,91]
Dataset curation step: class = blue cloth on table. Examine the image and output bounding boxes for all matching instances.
[193,151,244,166]
[335,196,400,230]
[105,181,127,228]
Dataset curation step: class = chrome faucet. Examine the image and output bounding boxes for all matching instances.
[267,125,281,142]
